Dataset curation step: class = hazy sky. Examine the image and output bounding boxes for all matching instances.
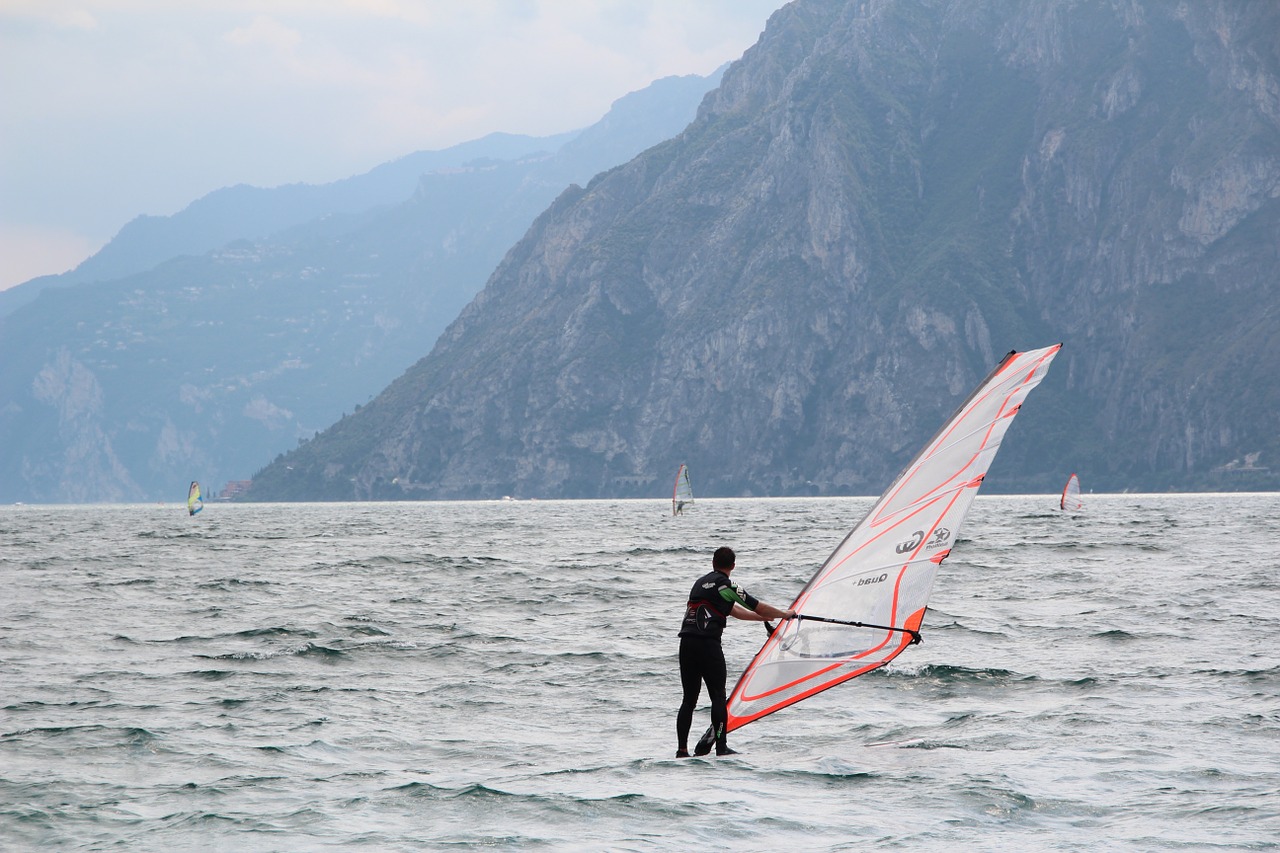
[0,0,783,291]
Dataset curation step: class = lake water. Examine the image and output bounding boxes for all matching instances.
[2,495,1277,851]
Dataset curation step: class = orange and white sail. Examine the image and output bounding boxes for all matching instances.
[1060,473,1082,512]
[723,345,1060,732]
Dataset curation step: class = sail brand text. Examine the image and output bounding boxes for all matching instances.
[896,527,951,554]
[858,573,889,586]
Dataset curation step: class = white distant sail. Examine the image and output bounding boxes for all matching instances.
[706,345,1060,742]
[672,463,693,516]
[1060,473,1082,512]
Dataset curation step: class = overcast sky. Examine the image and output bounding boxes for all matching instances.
[0,0,783,291]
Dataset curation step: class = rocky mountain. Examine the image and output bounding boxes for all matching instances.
[0,71,724,503]
[245,0,1280,501]
[0,132,580,321]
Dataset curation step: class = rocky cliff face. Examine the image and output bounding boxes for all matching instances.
[248,0,1280,500]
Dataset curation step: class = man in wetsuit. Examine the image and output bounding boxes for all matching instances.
[676,546,794,757]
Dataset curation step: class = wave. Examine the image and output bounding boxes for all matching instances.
[953,775,1042,818]
[3,698,105,713]
[927,619,1010,638]
[196,578,274,590]
[772,762,884,780]
[864,738,965,752]
[164,626,320,644]
[234,626,319,639]
[196,642,347,662]
[1190,665,1280,683]
[1,724,159,746]
[877,664,1038,685]
[136,530,204,540]
[251,739,345,759]
[391,781,520,799]
[356,554,421,566]
[390,780,654,817]
[88,577,156,588]
[183,669,237,681]
[344,624,392,637]
[625,545,703,557]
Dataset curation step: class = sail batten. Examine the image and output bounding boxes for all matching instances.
[721,345,1061,733]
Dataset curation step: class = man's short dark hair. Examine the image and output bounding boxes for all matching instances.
[712,547,735,570]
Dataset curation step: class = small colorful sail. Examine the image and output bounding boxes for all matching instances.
[1060,472,1082,512]
[672,463,694,515]
[187,481,203,516]
[714,345,1060,738]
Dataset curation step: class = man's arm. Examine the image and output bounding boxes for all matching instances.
[731,602,795,622]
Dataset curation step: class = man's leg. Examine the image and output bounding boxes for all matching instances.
[703,648,735,754]
[675,638,702,756]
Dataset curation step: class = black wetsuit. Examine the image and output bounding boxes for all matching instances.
[676,570,759,753]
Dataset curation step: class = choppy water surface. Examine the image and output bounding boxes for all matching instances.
[1,495,1277,851]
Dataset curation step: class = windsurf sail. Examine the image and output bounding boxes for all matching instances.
[673,463,694,516]
[1060,473,1082,512]
[187,481,203,516]
[716,345,1061,737]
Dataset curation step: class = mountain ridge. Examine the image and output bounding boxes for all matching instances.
[0,71,726,502]
[245,0,1280,501]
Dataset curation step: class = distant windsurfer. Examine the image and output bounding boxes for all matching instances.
[676,546,794,757]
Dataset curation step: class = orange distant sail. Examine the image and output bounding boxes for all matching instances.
[1060,473,1082,512]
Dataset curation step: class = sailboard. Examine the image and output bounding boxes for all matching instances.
[187,481,203,516]
[672,463,694,516]
[696,345,1060,752]
[1060,473,1082,512]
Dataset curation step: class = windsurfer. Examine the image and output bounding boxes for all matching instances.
[676,546,794,757]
